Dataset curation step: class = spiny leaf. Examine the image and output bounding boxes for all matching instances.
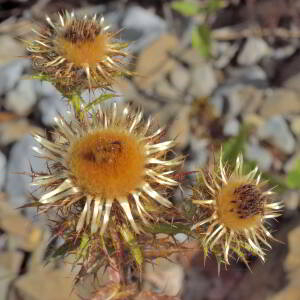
[171,1,201,16]
[192,25,212,58]
[32,74,51,81]
[84,94,116,112]
[147,223,191,235]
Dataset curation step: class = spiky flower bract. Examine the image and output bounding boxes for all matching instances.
[191,153,283,265]
[31,103,184,236]
[26,11,130,94]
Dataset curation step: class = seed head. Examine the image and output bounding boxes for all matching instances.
[31,104,184,235]
[191,153,283,265]
[26,11,130,94]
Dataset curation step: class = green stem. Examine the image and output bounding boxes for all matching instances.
[69,92,83,121]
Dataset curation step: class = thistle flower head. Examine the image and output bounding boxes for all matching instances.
[31,104,184,235]
[26,11,130,94]
[191,153,283,265]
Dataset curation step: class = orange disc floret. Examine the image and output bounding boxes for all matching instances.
[69,129,145,199]
[217,179,263,231]
[57,34,109,67]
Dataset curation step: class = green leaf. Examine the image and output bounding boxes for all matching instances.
[192,25,212,58]
[285,159,300,189]
[171,1,201,16]
[84,94,116,112]
[222,125,249,164]
[199,0,225,14]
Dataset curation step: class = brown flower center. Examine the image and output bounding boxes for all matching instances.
[63,20,102,43]
[69,129,145,199]
[217,181,264,230]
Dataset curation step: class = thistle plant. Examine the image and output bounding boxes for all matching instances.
[24,10,284,299]
[190,153,283,267]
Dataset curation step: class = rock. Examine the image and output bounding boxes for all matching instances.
[12,269,80,300]
[155,79,179,99]
[170,65,190,92]
[282,191,299,211]
[291,116,300,137]
[178,47,205,66]
[0,60,27,95]
[283,73,300,93]
[134,34,179,90]
[153,103,181,126]
[238,86,264,114]
[212,84,263,118]
[237,37,271,66]
[227,65,267,87]
[223,118,240,136]
[144,256,183,296]
[0,200,42,251]
[5,80,37,116]
[5,135,47,211]
[0,151,6,190]
[189,63,217,97]
[260,88,300,118]
[257,116,296,155]
[122,6,167,52]
[214,41,239,69]
[244,113,265,128]
[245,142,273,171]
[38,97,70,126]
[33,80,60,99]
[187,138,209,170]
[0,119,38,146]
[272,45,296,60]
[114,78,159,112]
[269,226,300,300]
[168,105,191,149]
[0,251,24,300]
[285,226,300,272]
[209,94,224,116]
[175,233,188,243]
[0,35,26,66]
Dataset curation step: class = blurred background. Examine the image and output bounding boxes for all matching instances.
[1,0,300,299]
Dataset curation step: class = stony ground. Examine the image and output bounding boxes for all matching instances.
[1,0,300,299]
